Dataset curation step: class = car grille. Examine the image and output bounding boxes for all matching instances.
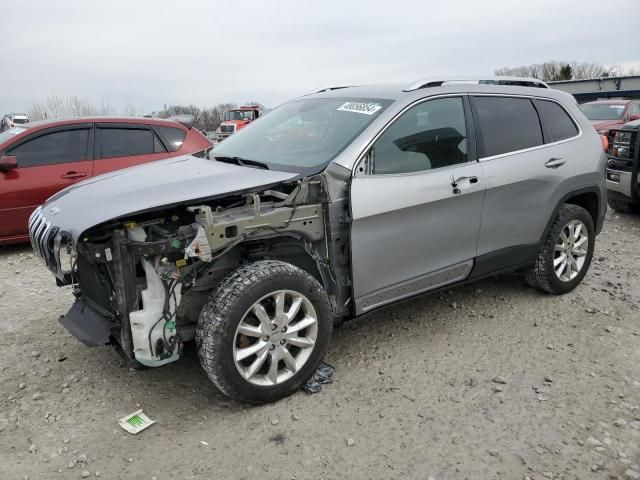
[608,129,637,172]
[28,207,59,271]
[220,124,235,134]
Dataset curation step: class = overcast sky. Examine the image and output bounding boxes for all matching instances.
[2,0,639,114]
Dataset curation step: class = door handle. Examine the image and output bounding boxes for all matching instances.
[451,176,479,194]
[61,171,87,179]
[545,157,565,168]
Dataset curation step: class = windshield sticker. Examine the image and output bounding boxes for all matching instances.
[337,102,382,115]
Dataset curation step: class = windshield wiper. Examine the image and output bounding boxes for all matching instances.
[214,156,269,170]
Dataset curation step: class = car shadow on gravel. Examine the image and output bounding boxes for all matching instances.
[0,243,32,257]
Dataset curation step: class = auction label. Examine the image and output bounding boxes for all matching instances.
[337,102,382,115]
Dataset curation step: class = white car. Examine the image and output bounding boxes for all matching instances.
[1,113,29,132]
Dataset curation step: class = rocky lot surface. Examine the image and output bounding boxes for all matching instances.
[0,211,639,480]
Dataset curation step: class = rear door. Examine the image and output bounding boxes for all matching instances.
[350,95,485,314]
[0,124,93,240]
[471,95,580,273]
[93,123,169,175]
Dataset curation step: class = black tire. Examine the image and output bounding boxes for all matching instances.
[197,260,333,405]
[525,204,595,294]
[607,197,633,214]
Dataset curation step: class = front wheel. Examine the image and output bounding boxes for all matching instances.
[197,260,333,404]
[525,204,595,294]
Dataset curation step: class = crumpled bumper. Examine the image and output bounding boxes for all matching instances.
[59,299,113,347]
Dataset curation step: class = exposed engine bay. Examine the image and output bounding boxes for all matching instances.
[63,173,351,367]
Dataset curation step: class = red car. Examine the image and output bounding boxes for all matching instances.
[0,117,212,245]
[580,99,640,137]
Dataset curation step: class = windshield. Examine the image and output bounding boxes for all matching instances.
[226,110,255,121]
[12,118,28,124]
[213,97,392,174]
[0,127,27,144]
[580,103,626,121]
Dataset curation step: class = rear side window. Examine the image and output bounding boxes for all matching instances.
[153,125,187,152]
[474,96,543,157]
[536,100,579,142]
[99,128,155,159]
[9,128,90,167]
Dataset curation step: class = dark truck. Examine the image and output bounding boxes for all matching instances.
[606,120,640,213]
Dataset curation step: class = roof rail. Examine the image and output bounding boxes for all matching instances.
[404,76,549,92]
[306,85,358,95]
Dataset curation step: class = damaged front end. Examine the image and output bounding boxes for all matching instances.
[30,179,336,367]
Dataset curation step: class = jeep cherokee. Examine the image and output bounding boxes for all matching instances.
[29,76,607,404]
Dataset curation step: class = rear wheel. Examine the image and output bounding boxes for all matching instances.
[197,260,332,404]
[525,204,595,294]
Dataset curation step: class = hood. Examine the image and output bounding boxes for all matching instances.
[590,119,623,131]
[41,155,297,241]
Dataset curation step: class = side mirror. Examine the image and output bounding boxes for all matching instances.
[629,114,640,122]
[0,155,17,172]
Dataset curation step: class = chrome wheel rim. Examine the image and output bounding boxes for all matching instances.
[554,220,588,282]
[233,290,318,386]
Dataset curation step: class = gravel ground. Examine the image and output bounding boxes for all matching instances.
[1,211,639,480]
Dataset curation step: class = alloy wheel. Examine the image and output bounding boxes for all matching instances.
[553,219,589,282]
[233,290,318,386]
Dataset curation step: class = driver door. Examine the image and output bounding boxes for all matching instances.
[350,96,485,314]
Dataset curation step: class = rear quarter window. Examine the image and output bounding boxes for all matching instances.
[153,125,187,152]
[535,100,579,142]
[473,96,543,158]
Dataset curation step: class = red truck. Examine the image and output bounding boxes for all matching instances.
[215,106,262,141]
[580,99,640,138]
[0,116,212,245]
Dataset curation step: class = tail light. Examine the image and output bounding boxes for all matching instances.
[600,135,609,152]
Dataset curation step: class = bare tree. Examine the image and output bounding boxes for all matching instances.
[28,95,115,120]
[27,96,262,132]
[121,104,140,117]
[495,61,611,81]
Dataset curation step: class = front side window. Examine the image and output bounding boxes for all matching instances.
[99,128,155,159]
[9,128,90,167]
[372,97,468,175]
[474,96,543,157]
[213,97,392,174]
[536,100,579,142]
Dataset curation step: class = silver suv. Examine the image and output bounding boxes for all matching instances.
[30,77,607,404]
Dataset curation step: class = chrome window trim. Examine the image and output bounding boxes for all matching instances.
[470,93,583,163]
[352,93,472,177]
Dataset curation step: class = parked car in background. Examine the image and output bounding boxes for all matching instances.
[0,116,212,245]
[0,113,29,132]
[29,76,606,404]
[580,99,640,138]
[605,120,640,213]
